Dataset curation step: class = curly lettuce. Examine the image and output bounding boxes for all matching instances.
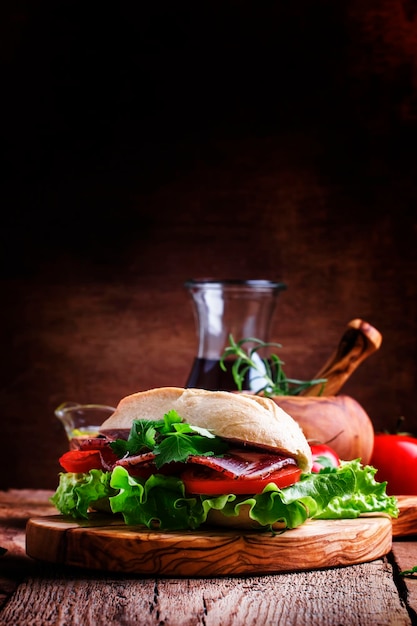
[50,459,399,531]
[50,469,116,518]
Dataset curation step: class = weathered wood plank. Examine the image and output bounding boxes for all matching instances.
[0,490,56,609]
[391,540,417,620]
[155,563,412,626]
[0,559,411,626]
[0,490,55,555]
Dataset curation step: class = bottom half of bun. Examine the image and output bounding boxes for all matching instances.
[205,506,286,531]
[91,497,286,532]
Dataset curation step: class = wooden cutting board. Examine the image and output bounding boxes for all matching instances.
[26,514,393,576]
[392,495,417,537]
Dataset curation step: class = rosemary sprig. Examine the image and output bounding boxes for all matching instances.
[220,335,327,397]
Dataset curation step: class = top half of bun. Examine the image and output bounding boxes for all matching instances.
[99,387,312,471]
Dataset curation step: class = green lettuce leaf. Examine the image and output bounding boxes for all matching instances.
[211,459,399,528]
[50,460,399,530]
[50,469,116,519]
[312,459,399,519]
[108,466,206,529]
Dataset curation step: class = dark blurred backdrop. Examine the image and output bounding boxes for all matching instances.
[1,0,416,488]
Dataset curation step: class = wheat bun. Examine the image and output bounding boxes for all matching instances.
[100,387,312,471]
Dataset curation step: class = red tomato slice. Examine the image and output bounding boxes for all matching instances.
[310,444,340,473]
[180,466,301,495]
[59,450,105,473]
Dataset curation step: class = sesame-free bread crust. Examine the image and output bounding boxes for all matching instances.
[100,387,312,471]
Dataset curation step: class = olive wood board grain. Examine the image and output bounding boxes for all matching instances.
[26,514,393,577]
[392,495,417,537]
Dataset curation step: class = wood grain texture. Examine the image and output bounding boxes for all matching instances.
[0,490,57,611]
[1,490,416,626]
[389,540,417,615]
[0,560,412,626]
[26,514,392,576]
[273,394,375,464]
[392,496,417,537]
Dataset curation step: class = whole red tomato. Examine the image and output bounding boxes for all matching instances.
[370,434,417,495]
[310,444,340,473]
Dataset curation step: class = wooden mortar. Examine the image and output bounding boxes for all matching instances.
[266,319,382,464]
[272,394,375,464]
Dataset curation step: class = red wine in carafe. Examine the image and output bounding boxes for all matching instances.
[185,358,243,391]
[185,358,252,391]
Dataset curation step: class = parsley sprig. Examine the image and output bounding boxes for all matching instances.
[110,409,228,469]
[220,335,327,397]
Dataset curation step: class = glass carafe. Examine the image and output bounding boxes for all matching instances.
[184,279,286,391]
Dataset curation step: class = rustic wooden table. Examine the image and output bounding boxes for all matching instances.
[0,490,416,626]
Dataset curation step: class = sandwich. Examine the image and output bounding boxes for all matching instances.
[51,387,398,531]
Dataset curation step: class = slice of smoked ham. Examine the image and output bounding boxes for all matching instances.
[187,450,296,479]
[114,451,156,469]
[71,436,112,451]
[114,448,296,479]
[71,437,297,478]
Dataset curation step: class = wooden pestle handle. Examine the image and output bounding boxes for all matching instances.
[301,319,382,397]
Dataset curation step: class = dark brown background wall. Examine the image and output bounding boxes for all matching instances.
[2,1,416,489]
